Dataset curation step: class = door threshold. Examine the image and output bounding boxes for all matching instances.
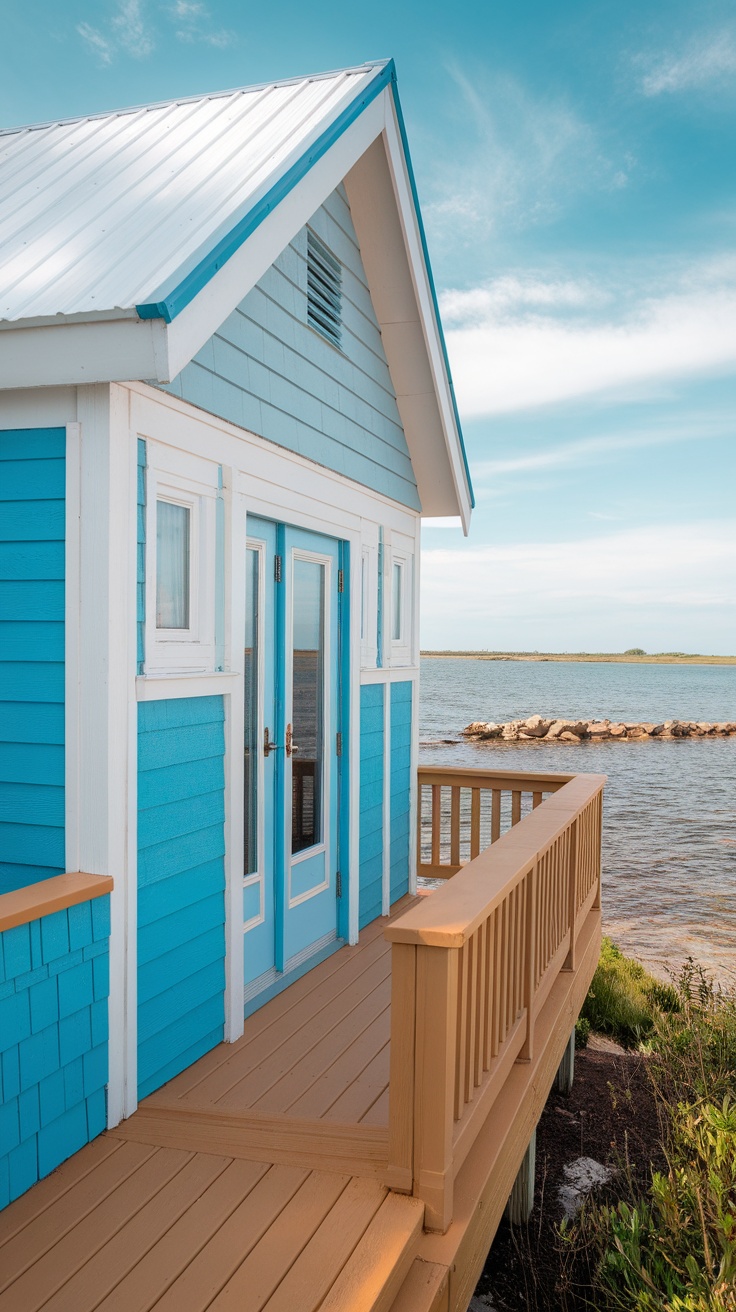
[243,932,345,1019]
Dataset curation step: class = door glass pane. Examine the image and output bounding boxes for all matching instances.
[392,561,402,641]
[156,500,190,629]
[291,557,325,855]
[244,547,259,877]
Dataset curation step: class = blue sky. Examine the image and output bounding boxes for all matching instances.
[3,1,735,652]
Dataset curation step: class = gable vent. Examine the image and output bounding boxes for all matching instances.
[307,230,342,349]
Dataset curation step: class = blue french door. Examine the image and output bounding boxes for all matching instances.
[243,517,343,999]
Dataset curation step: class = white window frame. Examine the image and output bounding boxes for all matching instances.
[144,444,219,673]
[389,542,413,667]
[360,525,379,670]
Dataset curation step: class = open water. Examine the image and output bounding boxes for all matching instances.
[419,658,736,984]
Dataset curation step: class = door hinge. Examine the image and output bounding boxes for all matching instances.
[336,731,343,757]
[337,568,344,593]
[274,554,282,583]
[336,870,342,898]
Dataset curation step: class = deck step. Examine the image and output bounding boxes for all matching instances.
[388,1258,450,1312]
[319,1191,425,1312]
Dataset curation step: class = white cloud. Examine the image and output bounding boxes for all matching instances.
[441,260,736,416]
[111,0,154,57]
[168,0,235,47]
[76,22,113,65]
[426,67,633,243]
[637,28,736,96]
[420,521,736,651]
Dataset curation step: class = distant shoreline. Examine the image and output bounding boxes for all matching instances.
[421,651,736,666]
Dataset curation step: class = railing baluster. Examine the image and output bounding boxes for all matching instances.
[431,785,441,866]
[491,789,501,843]
[470,787,481,859]
[450,786,461,867]
[511,790,522,826]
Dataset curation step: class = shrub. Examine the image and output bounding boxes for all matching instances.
[575,1016,591,1049]
[563,960,736,1311]
[624,647,647,655]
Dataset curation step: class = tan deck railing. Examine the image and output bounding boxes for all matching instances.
[385,767,604,1231]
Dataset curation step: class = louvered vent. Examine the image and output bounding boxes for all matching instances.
[307,230,342,349]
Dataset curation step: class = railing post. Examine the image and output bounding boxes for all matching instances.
[520,860,537,1062]
[563,817,579,971]
[413,944,459,1232]
[387,942,417,1191]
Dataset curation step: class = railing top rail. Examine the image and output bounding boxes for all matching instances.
[417,765,575,790]
[386,773,605,949]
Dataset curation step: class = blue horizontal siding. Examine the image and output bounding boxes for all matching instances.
[161,188,420,510]
[137,696,226,1098]
[0,429,65,896]
[390,682,412,905]
[359,684,384,931]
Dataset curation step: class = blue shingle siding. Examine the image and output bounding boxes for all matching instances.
[162,187,421,511]
[0,896,110,1210]
[137,696,226,1099]
[359,683,384,930]
[137,439,146,674]
[0,429,65,895]
[390,681,413,904]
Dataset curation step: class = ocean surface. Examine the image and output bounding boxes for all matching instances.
[419,658,736,984]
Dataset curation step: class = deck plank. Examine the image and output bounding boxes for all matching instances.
[0,1147,192,1312]
[149,1165,309,1312]
[206,1171,350,1311]
[285,1012,389,1119]
[37,1153,230,1312]
[259,1177,389,1312]
[247,977,391,1114]
[0,1135,124,1253]
[323,1041,391,1124]
[361,1086,390,1125]
[319,1191,425,1312]
[0,1140,156,1295]
[95,1159,270,1312]
[190,953,391,1111]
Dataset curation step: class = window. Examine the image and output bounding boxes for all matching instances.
[156,500,190,629]
[144,445,219,673]
[307,230,342,349]
[389,545,413,667]
[360,540,378,669]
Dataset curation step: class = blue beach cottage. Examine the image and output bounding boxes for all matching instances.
[0,61,473,1202]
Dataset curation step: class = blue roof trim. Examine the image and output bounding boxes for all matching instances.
[136,61,393,325]
[385,77,474,509]
[136,58,474,510]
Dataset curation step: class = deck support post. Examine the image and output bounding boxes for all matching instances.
[505,1128,536,1225]
[555,1029,576,1094]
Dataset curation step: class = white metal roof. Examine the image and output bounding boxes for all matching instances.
[0,63,383,323]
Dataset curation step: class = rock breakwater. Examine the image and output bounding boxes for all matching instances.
[462,714,736,743]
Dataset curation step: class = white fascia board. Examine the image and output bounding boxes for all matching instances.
[381,104,472,534]
[0,317,169,391]
[164,92,386,380]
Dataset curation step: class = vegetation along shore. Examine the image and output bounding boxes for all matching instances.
[422,650,736,664]
[463,715,736,742]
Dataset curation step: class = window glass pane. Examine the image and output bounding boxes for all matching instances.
[244,547,259,877]
[156,500,190,629]
[291,558,324,855]
[392,561,402,641]
[360,554,366,642]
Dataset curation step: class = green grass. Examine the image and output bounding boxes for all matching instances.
[579,938,679,1048]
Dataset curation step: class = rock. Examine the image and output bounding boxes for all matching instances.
[521,714,552,736]
[588,723,610,738]
[558,1157,613,1220]
[545,720,571,739]
[609,723,627,737]
[559,731,581,742]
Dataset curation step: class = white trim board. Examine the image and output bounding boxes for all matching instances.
[135,671,241,700]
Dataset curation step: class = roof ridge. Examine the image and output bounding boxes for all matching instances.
[0,60,390,139]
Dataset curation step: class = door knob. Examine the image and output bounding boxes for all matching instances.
[263,727,282,756]
[285,723,300,756]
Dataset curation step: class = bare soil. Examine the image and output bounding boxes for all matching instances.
[473,1039,665,1311]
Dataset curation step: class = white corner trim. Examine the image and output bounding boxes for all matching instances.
[64,422,81,876]
[136,671,241,700]
[382,681,391,918]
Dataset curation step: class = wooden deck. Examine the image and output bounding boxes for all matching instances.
[114,904,418,1183]
[0,767,605,1312]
